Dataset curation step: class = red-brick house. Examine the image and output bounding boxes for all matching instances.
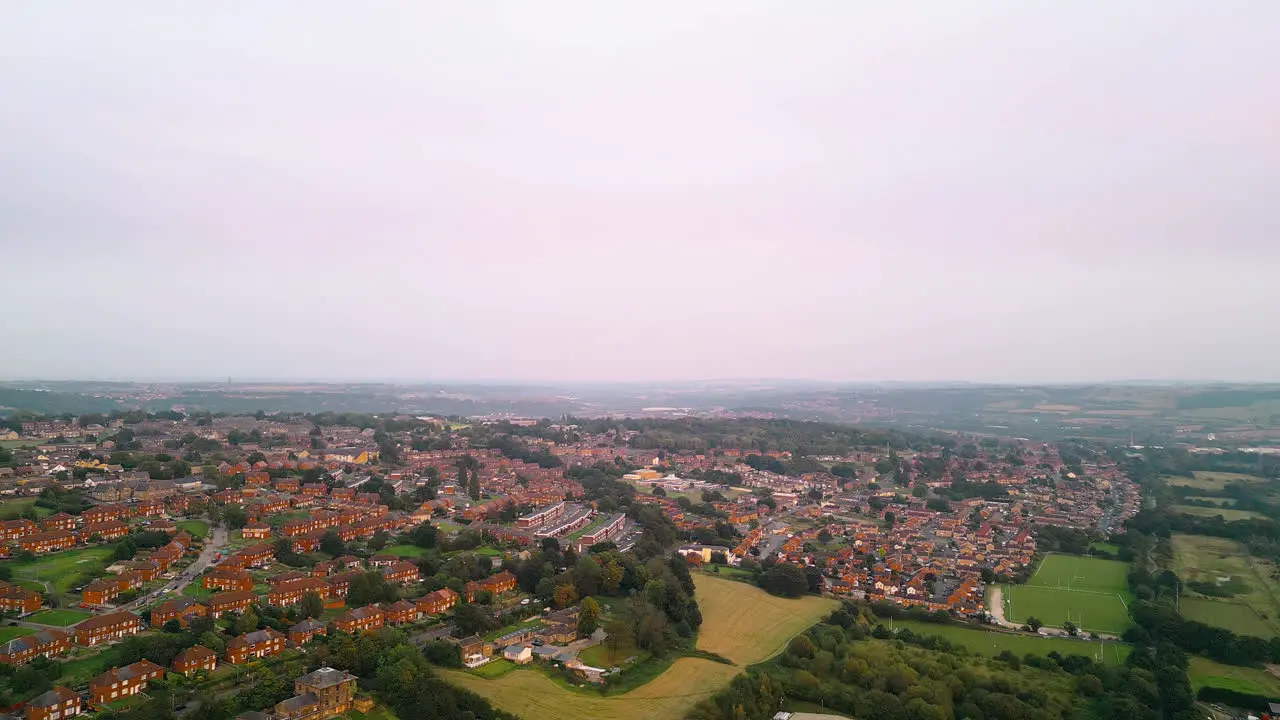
[382,600,418,625]
[233,543,275,568]
[81,519,129,541]
[0,581,42,614]
[150,597,208,628]
[324,570,364,599]
[241,522,272,540]
[203,568,254,592]
[89,660,164,705]
[464,571,517,602]
[20,530,76,554]
[379,561,420,584]
[330,606,383,634]
[24,686,81,720]
[2,518,39,541]
[41,513,78,532]
[80,578,122,606]
[82,504,127,525]
[74,611,142,646]
[226,628,285,663]
[207,590,257,618]
[414,588,459,616]
[267,578,331,607]
[0,628,71,666]
[173,645,218,676]
[287,618,326,646]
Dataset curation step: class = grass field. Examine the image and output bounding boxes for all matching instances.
[10,545,117,593]
[890,620,1131,665]
[0,626,36,643]
[0,497,54,520]
[1165,471,1268,492]
[27,609,94,626]
[1188,656,1280,696]
[441,573,835,720]
[1001,554,1133,633]
[1090,542,1120,555]
[381,544,425,558]
[177,520,210,539]
[1172,505,1269,521]
[0,439,42,450]
[1171,534,1280,636]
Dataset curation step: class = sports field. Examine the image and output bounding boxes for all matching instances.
[1171,534,1280,636]
[441,573,835,720]
[890,620,1130,665]
[1001,554,1132,633]
[27,609,94,626]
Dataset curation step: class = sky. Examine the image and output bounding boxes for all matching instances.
[2,2,1278,384]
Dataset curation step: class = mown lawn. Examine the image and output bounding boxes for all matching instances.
[27,609,94,627]
[177,520,210,539]
[0,626,36,643]
[10,545,118,593]
[381,545,425,559]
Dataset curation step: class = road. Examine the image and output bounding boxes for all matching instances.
[121,524,229,611]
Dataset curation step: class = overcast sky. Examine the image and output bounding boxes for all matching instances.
[2,2,1277,383]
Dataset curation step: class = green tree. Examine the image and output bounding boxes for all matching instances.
[1026,616,1043,632]
[320,530,345,556]
[235,608,259,635]
[578,596,601,637]
[300,591,324,620]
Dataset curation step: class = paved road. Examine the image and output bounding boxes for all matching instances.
[122,524,229,610]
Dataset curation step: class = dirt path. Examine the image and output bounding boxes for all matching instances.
[988,585,1012,626]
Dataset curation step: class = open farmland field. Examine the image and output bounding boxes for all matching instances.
[693,573,838,665]
[1029,553,1130,593]
[1188,656,1280,696]
[1172,505,1269,521]
[1002,584,1132,633]
[10,545,117,593]
[1165,471,1269,492]
[890,620,1131,665]
[441,573,835,720]
[1179,597,1275,637]
[1171,534,1280,636]
[443,657,738,720]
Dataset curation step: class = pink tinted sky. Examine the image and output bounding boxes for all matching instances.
[1,2,1277,383]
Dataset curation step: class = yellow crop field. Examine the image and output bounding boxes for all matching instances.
[441,657,737,720]
[693,574,838,665]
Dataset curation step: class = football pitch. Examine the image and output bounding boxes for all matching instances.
[1002,554,1133,634]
